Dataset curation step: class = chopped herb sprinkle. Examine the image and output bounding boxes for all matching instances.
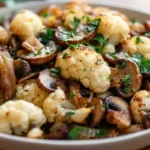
[62,53,68,59]
[136,36,144,44]
[69,126,84,139]
[66,112,75,116]
[122,74,131,87]
[118,61,126,69]
[50,67,61,78]
[69,91,75,99]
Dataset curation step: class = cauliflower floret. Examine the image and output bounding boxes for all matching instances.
[123,36,150,60]
[15,79,49,107]
[130,90,150,124]
[43,88,92,123]
[27,127,43,139]
[0,26,9,45]
[55,45,111,93]
[97,13,130,45]
[10,10,44,41]
[103,43,115,54]
[0,100,46,135]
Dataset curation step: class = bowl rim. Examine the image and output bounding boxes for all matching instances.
[0,0,150,146]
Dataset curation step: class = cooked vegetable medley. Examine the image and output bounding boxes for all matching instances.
[1,0,150,140]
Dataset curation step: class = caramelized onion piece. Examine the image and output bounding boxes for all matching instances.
[0,51,16,100]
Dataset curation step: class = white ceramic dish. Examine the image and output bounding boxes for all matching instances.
[0,1,150,150]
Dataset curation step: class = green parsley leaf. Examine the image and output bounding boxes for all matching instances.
[67,8,75,14]
[136,36,144,44]
[85,18,101,33]
[131,53,150,73]
[41,12,50,18]
[130,18,138,24]
[72,17,80,29]
[34,49,42,56]
[62,53,68,59]
[96,129,105,138]
[69,126,84,139]
[109,53,117,59]
[50,67,61,78]
[122,74,132,87]
[69,91,75,99]
[123,87,130,94]
[118,61,126,69]
[66,112,75,116]
[69,44,80,49]
[41,28,53,44]
[102,104,106,109]
[82,16,90,22]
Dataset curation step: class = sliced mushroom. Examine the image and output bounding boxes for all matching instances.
[110,58,142,98]
[120,124,144,134]
[144,20,150,32]
[54,24,95,46]
[0,51,16,100]
[142,113,150,129]
[142,80,150,91]
[46,122,69,139]
[14,59,31,78]
[89,98,105,127]
[22,36,43,53]
[18,72,39,83]
[37,69,57,92]
[21,41,57,65]
[106,96,131,129]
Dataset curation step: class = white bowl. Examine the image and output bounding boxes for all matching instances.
[0,1,150,150]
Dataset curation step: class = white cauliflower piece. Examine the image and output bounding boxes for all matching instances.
[55,45,111,93]
[10,10,44,41]
[15,79,49,107]
[43,88,92,123]
[0,100,46,135]
[130,90,150,124]
[103,43,115,54]
[27,127,43,139]
[123,36,150,60]
[97,13,130,45]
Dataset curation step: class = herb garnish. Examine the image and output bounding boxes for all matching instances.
[82,15,90,22]
[85,18,101,33]
[69,126,84,139]
[72,17,80,29]
[122,74,131,87]
[69,44,80,49]
[41,28,53,44]
[118,61,126,69]
[62,53,68,59]
[131,54,150,73]
[41,12,50,18]
[69,91,75,99]
[130,18,138,24]
[50,67,61,78]
[66,112,75,116]
[96,129,105,138]
[136,36,144,44]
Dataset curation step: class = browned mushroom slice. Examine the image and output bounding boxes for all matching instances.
[144,20,150,32]
[18,72,39,83]
[37,69,57,92]
[21,41,57,65]
[110,59,142,98]
[0,51,16,100]
[106,96,131,129]
[14,59,31,78]
[142,80,150,91]
[22,36,43,53]
[89,98,105,127]
[120,124,144,134]
[142,113,150,129]
[54,25,95,46]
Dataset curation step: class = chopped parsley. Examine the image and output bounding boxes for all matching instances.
[130,18,138,24]
[62,53,68,59]
[82,15,90,22]
[50,67,61,78]
[67,8,75,14]
[85,18,101,33]
[69,126,84,139]
[109,52,117,59]
[45,51,51,55]
[72,17,80,29]
[34,49,42,56]
[123,87,130,94]
[102,103,106,109]
[66,112,75,116]
[41,28,53,44]
[41,12,50,18]
[69,91,75,99]
[118,61,126,69]
[69,44,80,49]
[136,36,144,44]
[131,53,150,73]
[96,129,105,138]
[122,74,132,87]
